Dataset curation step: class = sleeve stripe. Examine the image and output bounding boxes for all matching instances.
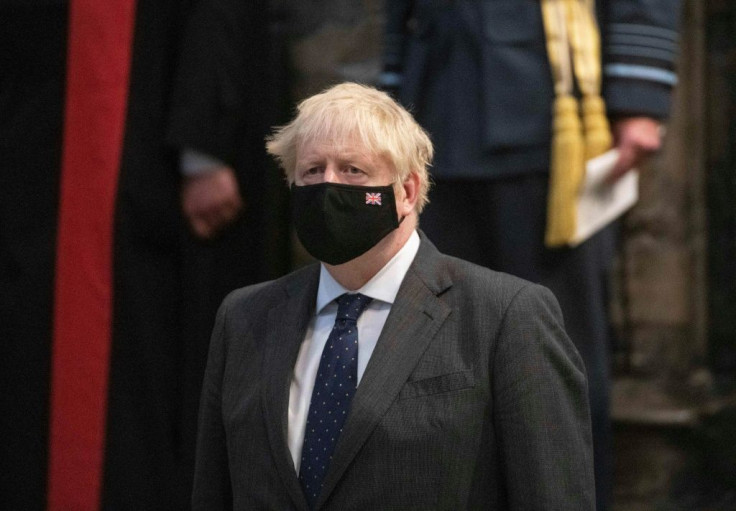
[607,34,678,53]
[605,44,677,62]
[604,64,678,86]
[607,23,678,42]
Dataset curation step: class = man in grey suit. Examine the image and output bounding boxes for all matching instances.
[192,82,595,510]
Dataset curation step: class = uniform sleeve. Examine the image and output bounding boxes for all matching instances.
[191,296,233,510]
[493,284,595,510]
[601,0,683,119]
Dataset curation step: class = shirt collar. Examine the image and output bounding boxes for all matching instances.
[315,230,421,314]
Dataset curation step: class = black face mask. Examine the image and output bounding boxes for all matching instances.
[291,182,400,265]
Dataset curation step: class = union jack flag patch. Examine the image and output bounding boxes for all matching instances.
[365,192,382,205]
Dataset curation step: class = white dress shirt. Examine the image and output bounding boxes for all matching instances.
[287,230,421,472]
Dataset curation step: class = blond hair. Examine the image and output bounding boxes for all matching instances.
[266,82,433,212]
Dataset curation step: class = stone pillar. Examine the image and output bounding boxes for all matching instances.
[611,1,736,509]
[610,0,707,394]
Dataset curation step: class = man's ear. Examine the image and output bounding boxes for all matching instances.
[397,171,420,217]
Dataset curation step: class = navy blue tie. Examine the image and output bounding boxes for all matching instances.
[299,293,372,508]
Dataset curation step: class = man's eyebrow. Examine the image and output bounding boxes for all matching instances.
[299,153,370,165]
[295,155,324,165]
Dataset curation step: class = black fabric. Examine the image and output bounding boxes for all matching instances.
[292,183,399,265]
[0,4,67,509]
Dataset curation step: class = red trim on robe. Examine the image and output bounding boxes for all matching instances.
[48,1,137,508]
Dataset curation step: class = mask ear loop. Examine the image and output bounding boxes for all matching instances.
[390,178,409,225]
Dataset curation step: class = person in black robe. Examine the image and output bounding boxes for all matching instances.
[0,0,289,508]
[107,0,289,507]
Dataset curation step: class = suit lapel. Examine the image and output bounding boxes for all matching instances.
[317,237,453,509]
[261,265,320,511]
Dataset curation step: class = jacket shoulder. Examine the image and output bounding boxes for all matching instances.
[439,253,536,297]
[220,263,319,315]
[432,252,562,321]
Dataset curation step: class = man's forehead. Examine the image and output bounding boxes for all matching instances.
[297,136,377,161]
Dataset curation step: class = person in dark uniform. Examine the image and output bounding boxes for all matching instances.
[380,1,681,509]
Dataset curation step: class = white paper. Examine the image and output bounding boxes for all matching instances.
[572,149,638,246]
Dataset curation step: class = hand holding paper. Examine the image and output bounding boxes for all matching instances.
[573,149,639,246]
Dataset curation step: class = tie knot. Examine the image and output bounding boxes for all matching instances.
[336,293,372,323]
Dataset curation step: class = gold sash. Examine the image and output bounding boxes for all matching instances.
[542,0,612,247]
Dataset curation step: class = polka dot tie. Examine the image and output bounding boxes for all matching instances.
[299,293,372,509]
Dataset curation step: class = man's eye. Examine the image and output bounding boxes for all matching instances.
[304,167,322,175]
[346,166,363,174]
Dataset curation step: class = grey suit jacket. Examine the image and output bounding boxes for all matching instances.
[192,235,595,510]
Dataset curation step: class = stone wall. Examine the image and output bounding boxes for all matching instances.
[705,0,736,382]
[610,0,707,386]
